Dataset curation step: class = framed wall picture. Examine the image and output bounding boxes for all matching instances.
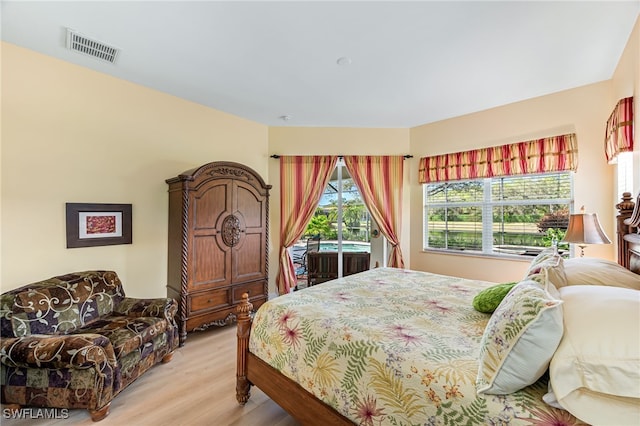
[66,203,132,248]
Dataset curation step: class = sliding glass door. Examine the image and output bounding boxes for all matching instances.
[295,159,378,286]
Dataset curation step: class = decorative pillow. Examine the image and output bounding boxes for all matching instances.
[563,257,640,289]
[525,248,567,291]
[549,285,640,425]
[472,282,517,313]
[476,279,563,395]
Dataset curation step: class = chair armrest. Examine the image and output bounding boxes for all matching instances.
[114,297,178,321]
[0,333,118,371]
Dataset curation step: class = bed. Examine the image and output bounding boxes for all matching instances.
[236,194,640,425]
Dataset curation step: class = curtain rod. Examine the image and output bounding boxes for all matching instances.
[270,154,413,159]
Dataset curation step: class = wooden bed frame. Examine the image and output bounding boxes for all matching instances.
[236,192,640,424]
[617,191,640,274]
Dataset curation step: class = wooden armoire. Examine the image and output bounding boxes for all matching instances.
[166,161,270,346]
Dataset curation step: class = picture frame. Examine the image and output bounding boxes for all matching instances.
[66,203,132,248]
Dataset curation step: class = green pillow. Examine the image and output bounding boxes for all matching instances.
[473,282,518,313]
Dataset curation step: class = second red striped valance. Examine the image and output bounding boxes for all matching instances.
[418,133,578,184]
[604,97,634,164]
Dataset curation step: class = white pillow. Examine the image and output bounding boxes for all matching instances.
[563,257,640,289]
[476,279,563,395]
[549,285,640,425]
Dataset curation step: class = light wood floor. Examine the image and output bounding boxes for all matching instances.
[3,326,300,426]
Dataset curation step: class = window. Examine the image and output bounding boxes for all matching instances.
[423,172,573,256]
[616,151,634,201]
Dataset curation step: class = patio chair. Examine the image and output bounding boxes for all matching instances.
[302,235,321,272]
[306,235,321,254]
[293,235,321,290]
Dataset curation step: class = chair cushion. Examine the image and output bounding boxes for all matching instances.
[77,315,169,359]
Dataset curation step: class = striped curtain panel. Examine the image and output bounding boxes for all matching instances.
[343,156,405,268]
[277,155,338,294]
[605,97,634,164]
[418,133,578,183]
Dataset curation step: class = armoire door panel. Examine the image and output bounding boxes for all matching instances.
[233,232,265,281]
[235,182,265,228]
[192,234,231,287]
[193,182,230,230]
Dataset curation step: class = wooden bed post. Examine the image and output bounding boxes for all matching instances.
[236,293,253,405]
[616,192,636,269]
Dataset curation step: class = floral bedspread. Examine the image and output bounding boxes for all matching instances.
[249,268,584,426]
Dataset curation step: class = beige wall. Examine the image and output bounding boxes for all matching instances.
[1,42,269,296]
[409,82,616,283]
[2,15,638,295]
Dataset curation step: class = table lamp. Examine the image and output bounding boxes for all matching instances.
[562,206,611,257]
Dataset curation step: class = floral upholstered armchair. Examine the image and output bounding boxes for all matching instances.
[0,270,179,421]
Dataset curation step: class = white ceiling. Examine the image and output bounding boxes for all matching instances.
[2,1,639,128]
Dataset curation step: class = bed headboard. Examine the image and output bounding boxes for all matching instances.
[616,192,640,275]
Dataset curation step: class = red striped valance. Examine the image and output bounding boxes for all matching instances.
[418,133,578,184]
[605,96,634,164]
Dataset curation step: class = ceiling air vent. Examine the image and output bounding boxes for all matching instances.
[66,29,119,64]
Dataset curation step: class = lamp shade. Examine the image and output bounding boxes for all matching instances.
[563,213,611,245]
[562,208,611,257]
